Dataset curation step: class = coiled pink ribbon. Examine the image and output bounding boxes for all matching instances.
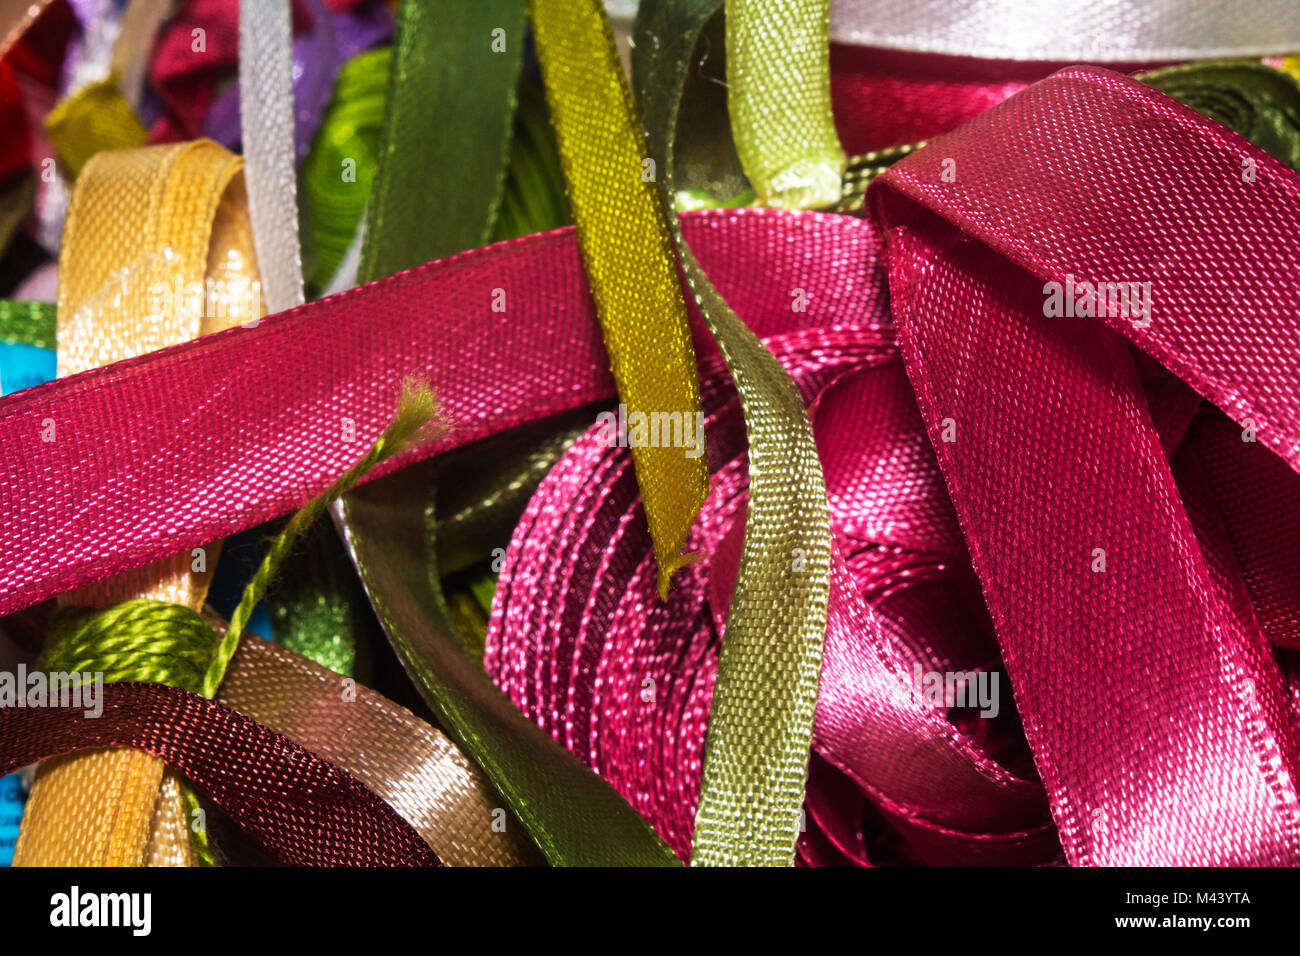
[4,67,1300,864]
[486,67,1300,865]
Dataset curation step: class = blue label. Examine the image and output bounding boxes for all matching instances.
[0,342,56,396]
[0,773,27,866]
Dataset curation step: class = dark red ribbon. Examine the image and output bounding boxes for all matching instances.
[0,682,443,866]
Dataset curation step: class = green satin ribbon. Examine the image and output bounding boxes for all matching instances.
[303,46,572,294]
[336,0,679,866]
[725,0,845,209]
[302,47,391,292]
[358,0,527,279]
[0,300,56,349]
[339,465,680,865]
[1141,61,1300,171]
[634,0,834,865]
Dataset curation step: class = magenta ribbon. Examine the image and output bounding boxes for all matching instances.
[871,66,1300,865]
[4,67,1300,864]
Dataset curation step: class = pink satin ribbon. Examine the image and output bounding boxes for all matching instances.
[829,45,1168,153]
[5,67,1300,865]
[484,235,1057,865]
[871,66,1300,865]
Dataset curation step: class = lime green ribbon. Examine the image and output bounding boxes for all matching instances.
[725,0,845,209]
[528,0,710,598]
[633,0,835,865]
[0,300,57,349]
[267,518,379,681]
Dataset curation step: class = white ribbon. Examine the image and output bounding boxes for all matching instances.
[239,0,305,315]
[830,0,1300,61]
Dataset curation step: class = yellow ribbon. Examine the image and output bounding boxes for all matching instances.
[529,0,709,597]
[45,78,148,180]
[13,141,263,867]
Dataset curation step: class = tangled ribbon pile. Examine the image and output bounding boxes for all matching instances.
[3,0,1300,868]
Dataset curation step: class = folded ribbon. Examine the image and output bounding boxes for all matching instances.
[870,66,1300,864]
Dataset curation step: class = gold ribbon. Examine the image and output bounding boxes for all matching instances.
[529,0,709,597]
[13,141,263,867]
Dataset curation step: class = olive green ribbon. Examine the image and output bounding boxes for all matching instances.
[725,0,845,209]
[302,47,570,293]
[358,0,527,280]
[1141,61,1300,171]
[335,0,679,866]
[45,77,148,179]
[634,0,834,865]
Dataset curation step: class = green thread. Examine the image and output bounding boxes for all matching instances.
[40,600,217,691]
[200,379,437,697]
[492,78,572,241]
[41,380,436,702]
[181,783,216,867]
[40,599,220,866]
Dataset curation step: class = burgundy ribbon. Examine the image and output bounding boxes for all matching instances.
[870,66,1300,865]
[0,682,442,866]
